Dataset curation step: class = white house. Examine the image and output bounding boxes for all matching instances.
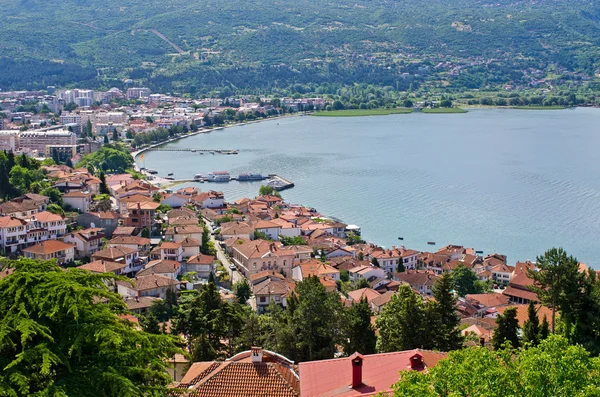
[185,254,215,279]
[253,220,282,241]
[158,241,184,262]
[23,240,75,265]
[0,216,28,253]
[117,274,179,299]
[348,265,386,282]
[63,228,105,258]
[179,237,201,259]
[161,194,190,209]
[62,191,93,213]
[136,259,182,279]
[270,218,302,238]
[92,246,144,274]
[29,211,67,239]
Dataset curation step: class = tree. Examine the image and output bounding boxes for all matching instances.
[141,312,161,334]
[85,119,93,137]
[397,261,406,273]
[41,187,63,205]
[99,171,110,195]
[141,227,150,238]
[376,284,429,352]
[0,258,183,396]
[113,129,119,141]
[428,274,463,351]
[285,276,344,361]
[234,279,251,304]
[492,307,520,350]
[343,298,377,355]
[258,185,281,197]
[391,335,600,397]
[104,134,109,144]
[528,247,582,333]
[539,315,550,341]
[201,225,211,255]
[65,157,73,168]
[47,203,65,216]
[522,301,540,346]
[450,263,483,296]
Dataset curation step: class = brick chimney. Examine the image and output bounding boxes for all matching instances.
[350,353,363,389]
[251,347,263,363]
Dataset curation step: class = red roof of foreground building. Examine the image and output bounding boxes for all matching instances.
[176,348,299,397]
[299,349,447,397]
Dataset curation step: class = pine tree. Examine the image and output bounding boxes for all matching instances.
[233,279,251,304]
[429,273,463,351]
[492,307,520,350]
[99,171,110,195]
[539,315,550,341]
[343,298,377,355]
[522,301,540,346]
[376,284,429,352]
[103,135,109,144]
[86,119,93,137]
[141,312,161,334]
[528,248,582,333]
[201,225,211,254]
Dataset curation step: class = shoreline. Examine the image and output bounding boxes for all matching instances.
[132,113,301,167]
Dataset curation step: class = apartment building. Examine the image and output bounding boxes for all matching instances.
[19,130,77,152]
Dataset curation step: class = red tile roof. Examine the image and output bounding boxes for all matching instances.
[23,240,74,255]
[180,361,299,397]
[299,349,447,397]
[77,260,127,273]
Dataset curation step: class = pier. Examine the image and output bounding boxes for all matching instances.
[146,148,239,154]
[267,174,295,191]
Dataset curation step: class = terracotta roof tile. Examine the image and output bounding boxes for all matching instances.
[23,240,74,254]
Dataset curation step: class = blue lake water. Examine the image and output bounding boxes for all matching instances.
[137,108,600,266]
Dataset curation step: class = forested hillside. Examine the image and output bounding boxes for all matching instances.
[2,0,600,94]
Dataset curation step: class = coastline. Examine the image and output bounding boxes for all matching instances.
[132,113,301,167]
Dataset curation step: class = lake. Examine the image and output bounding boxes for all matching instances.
[137,108,600,267]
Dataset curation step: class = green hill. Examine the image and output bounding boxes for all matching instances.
[1,0,600,94]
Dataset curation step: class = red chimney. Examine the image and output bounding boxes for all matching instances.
[410,353,424,370]
[350,353,363,389]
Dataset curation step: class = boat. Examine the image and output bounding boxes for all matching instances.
[165,177,175,181]
[147,169,158,174]
[476,250,484,254]
[207,171,231,182]
[238,173,265,181]
[167,173,174,176]
[398,237,404,240]
[427,241,436,245]
[191,149,196,152]
[194,174,205,181]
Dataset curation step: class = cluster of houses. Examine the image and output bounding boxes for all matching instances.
[0,163,579,396]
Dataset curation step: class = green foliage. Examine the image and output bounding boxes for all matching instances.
[258,185,281,197]
[392,335,600,397]
[99,171,110,195]
[47,203,65,216]
[492,307,520,350]
[429,273,463,351]
[280,235,307,246]
[200,226,213,255]
[343,298,377,355]
[522,301,540,346]
[77,144,134,173]
[345,232,364,246]
[0,258,183,396]
[233,279,251,304]
[528,247,582,333]
[156,204,172,213]
[376,284,428,352]
[450,263,484,297]
[253,230,270,241]
[313,108,413,117]
[141,227,150,238]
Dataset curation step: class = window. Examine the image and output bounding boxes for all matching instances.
[259,297,266,303]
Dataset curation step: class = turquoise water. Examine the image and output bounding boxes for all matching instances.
[137,108,600,266]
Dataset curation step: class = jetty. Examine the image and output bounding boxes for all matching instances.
[267,174,295,191]
[146,148,239,154]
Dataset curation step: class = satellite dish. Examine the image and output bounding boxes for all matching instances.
[90,222,96,228]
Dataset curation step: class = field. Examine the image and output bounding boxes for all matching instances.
[421,108,468,114]
[312,108,414,117]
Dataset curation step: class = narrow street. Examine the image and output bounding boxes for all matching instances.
[206,221,245,284]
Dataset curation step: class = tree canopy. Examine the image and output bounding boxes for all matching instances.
[0,258,184,397]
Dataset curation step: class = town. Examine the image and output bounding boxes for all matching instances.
[0,86,596,396]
